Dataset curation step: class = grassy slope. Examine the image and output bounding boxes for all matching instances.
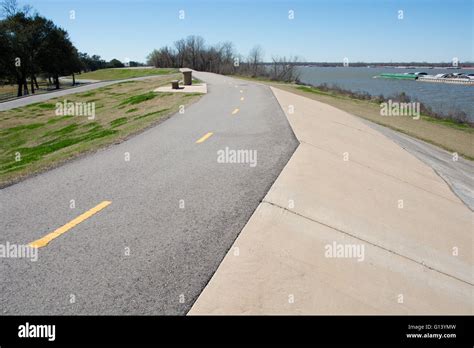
[74,68,179,81]
[234,76,474,160]
[0,73,201,187]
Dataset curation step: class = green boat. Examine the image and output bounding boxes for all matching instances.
[378,73,418,80]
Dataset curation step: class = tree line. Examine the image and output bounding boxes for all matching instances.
[147,36,236,75]
[147,35,300,82]
[77,54,144,71]
[0,1,81,96]
[0,0,141,97]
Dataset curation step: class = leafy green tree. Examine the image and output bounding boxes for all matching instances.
[0,1,82,94]
[0,18,14,82]
[107,58,124,68]
[79,53,106,72]
[0,12,33,96]
[37,26,79,89]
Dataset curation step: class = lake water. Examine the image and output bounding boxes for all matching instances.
[296,67,474,121]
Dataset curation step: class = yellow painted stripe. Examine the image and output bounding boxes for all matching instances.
[232,108,240,115]
[240,97,244,101]
[196,132,213,144]
[29,201,112,248]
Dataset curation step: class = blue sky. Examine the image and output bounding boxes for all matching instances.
[25,0,473,63]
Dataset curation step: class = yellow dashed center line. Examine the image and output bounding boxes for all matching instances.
[29,201,112,248]
[232,108,240,115]
[196,132,214,143]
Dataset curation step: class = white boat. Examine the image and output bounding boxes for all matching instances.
[417,73,474,85]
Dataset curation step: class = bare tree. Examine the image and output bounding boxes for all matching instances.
[174,38,186,68]
[147,36,295,83]
[183,35,194,67]
[248,45,264,77]
[1,0,18,17]
[270,56,301,82]
[220,41,235,74]
[194,35,205,70]
[146,46,176,68]
[0,0,31,18]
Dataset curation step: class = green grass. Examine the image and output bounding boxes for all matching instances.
[134,109,170,120]
[77,91,96,97]
[74,68,178,81]
[1,127,119,173]
[25,102,57,110]
[110,117,127,128]
[120,92,159,105]
[1,123,45,134]
[43,124,79,137]
[0,74,202,186]
[422,116,473,131]
[36,103,57,109]
[297,85,333,97]
[115,81,138,86]
[47,116,73,124]
[183,93,204,97]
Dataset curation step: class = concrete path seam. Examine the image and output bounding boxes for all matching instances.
[260,200,473,287]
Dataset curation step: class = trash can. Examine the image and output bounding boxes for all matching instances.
[183,71,192,85]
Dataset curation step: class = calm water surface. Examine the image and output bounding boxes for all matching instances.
[296,67,474,121]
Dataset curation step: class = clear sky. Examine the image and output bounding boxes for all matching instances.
[24,0,473,63]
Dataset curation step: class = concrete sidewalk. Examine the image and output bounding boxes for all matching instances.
[189,87,473,314]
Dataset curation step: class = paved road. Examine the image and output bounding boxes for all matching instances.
[0,75,171,111]
[0,72,298,314]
